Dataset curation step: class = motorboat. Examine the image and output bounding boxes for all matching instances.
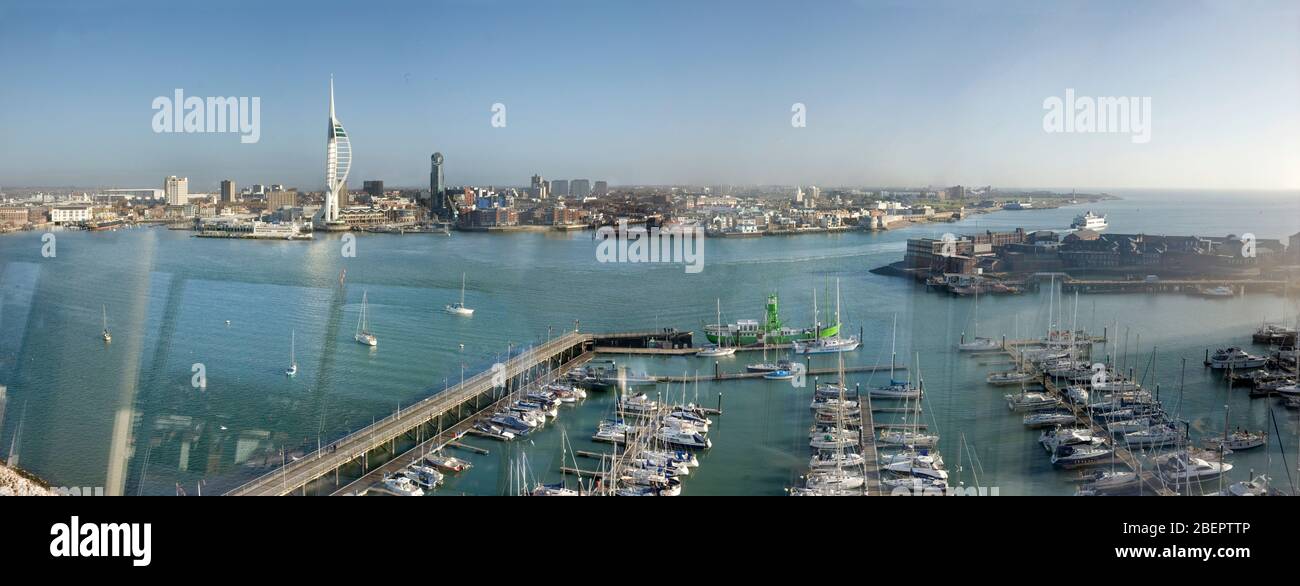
[1155,452,1232,484]
[381,473,424,496]
[881,454,948,480]
[426,453,472,472]
[1039,427,1106,452]
[1216,474,1274,496]
[1206,347,1267,370]
[1051,445,1113,469]
[657,428,711,449]
[762,369,795,380]
[403,465,444,489]
[1076,470,1139,495]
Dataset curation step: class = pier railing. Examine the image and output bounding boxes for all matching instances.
[226,331,592,495]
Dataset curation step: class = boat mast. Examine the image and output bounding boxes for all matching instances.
[460,272,466,306]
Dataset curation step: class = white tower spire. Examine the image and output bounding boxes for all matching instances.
[318,75,351,228]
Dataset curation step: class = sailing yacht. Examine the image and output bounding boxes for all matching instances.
[285,329,298,376]
[101,305,112,343]
[354,290,378,346]
[958,285,1000,351]
[791,279,859,354]
[697,299,736,356]
[444,272,474,316]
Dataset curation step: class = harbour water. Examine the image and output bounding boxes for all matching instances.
[0,190,1296,495]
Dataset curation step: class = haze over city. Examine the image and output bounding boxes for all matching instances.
[1,0,1298,191]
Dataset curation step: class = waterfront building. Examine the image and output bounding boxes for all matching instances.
[316,77,352,230]
[220,179,237,203]
[429,152,456,220]
[531,174,548,200]
[50,204,92,225]
[0,206,29,227]
[551,179,569,198]
[266,190,297,211]
[103,188,164,201]
[164,176,188,205]
[571,179,591,199]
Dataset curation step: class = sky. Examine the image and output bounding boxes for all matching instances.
[0,0,1297,192]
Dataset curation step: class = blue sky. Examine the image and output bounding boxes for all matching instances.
[1,0,1297,191]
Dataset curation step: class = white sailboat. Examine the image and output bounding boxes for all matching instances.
[285,329,298,376]
[444,272,474,316]
[958,285,1000,352]
[697,299,736,356]
[101,305,112,343]
[791,279,859,354]
[355,290,378,346]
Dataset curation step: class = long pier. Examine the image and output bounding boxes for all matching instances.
[226,332,593,496]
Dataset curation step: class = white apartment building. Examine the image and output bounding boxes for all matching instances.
[164,176,189,205]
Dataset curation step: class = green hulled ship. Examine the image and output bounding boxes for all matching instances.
[704,294,838,346]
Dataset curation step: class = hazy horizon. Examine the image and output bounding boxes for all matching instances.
[1,0,1297,191]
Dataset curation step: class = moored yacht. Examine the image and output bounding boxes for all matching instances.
[1206,347,1266,369]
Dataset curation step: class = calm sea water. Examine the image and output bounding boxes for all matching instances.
[0,189,1297,495]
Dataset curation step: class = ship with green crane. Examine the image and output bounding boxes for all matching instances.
[703,293,839,346]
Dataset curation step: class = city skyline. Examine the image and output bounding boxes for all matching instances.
[1,0,1298,191]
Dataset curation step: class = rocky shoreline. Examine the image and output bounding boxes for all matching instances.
[0,463,57,496]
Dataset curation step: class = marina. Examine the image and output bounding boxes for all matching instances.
[1,192,1297,496]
